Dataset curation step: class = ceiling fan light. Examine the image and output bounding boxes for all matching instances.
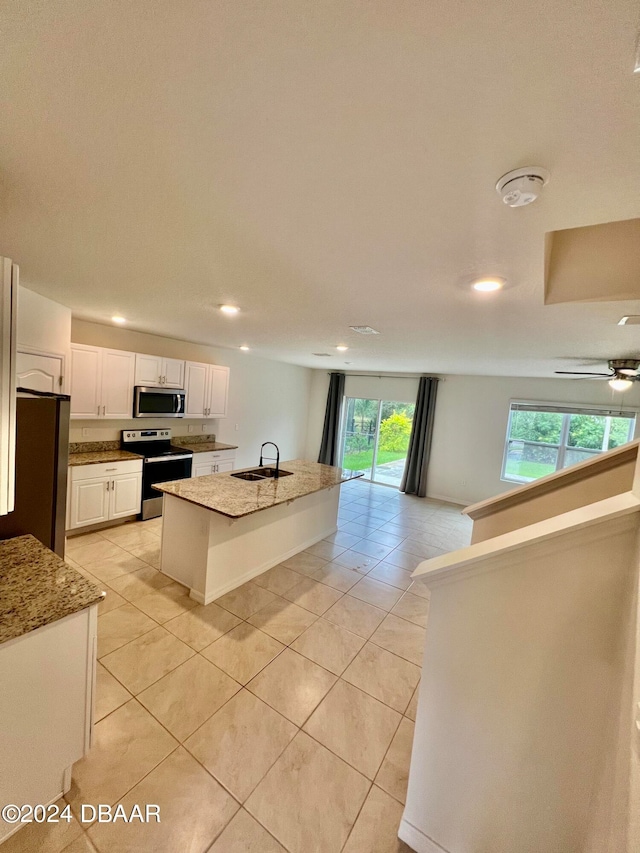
[609,376,633,391]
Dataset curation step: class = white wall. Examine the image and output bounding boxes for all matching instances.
[17,286,71,358]
[305,370,640,505]
[71,320,312,468]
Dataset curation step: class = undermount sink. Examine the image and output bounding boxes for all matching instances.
[231,467,294,481]
[231,472,266,481]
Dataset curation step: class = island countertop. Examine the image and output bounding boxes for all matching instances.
[155,459,362,518]
[0,535,105,645]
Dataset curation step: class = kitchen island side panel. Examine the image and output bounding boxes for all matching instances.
[159,494,211,592]
[160,487,340,604]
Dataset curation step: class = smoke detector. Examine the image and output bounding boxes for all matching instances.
[496,167,550,207]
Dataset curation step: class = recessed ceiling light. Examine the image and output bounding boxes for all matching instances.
[472,278,504,293]
[112,315,126,324]
[349,326,380,335]
[219,304,239,315]
[239,345,250,351]
[336,345,349,351]
[618,316,640,325]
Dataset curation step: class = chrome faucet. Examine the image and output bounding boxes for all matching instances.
[259,442,280,478]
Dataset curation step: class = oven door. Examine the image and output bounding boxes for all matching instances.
[142,454,192,519]
[134,386,186,418]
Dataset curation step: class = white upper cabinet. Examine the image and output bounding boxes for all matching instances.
[208,365,229,418]
[134,353,162,387]
[69,345,102,418]
[70,344,135,419]
[134,354,185,388]
[16,352,64,394]
[101,349,136,418]
[184,361,209,417]
[185,362,229,418]
[0,257,18,516]
[163,358,185,388]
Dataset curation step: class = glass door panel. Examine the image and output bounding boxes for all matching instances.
[373,401,415,487]
[341,398,380,481]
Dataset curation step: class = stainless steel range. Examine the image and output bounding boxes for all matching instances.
[121,429,193,520]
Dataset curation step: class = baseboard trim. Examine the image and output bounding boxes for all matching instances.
[182,525,339,605]
[398,818,451,853]
[425,492,468,508]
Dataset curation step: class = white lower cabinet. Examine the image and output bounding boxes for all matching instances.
[191,449,236,477]
[67,460,142,530]
[0,604,98,846]
[70,477,110,528]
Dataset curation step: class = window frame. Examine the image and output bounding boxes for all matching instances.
[500,400,639,485]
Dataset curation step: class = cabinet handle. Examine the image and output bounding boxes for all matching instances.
[112,480,115,490]
[106,468,117,472]
[102,405,106,416]
[106,481,110,491]
[97,405,100,415]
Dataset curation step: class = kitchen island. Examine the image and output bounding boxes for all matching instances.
[155,459,361,604]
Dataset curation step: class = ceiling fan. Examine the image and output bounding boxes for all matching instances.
[555,358,640,391]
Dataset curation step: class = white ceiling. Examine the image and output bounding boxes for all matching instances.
[1,0,640,376]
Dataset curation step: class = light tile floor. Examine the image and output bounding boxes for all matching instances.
[3,481,471,853]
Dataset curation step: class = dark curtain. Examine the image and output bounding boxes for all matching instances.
[400,376,439,497]
[318,372,345,466]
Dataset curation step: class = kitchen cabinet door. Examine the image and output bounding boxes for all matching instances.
[184,361,208,417]
[101,350,135,418]
[69,478,109,528]
[110,473,142,518]
[16,352,64,394]
[207,365,229,418]
[162,358,185,388]
[192,460,213,477]
[134,353,162,386]
[215,460,234,473]
[70,345,102,418]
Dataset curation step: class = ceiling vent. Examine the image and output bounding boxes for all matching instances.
[496,167,550,207]
[349,325,380,335]
[312,352,332,357]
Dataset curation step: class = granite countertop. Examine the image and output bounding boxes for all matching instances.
[68,449,143,466]
[172,435,238,454]
[173,441,238,454]
[0,535,105,645]
[154,459,362,518]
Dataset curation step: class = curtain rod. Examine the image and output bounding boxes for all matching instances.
[327,372,443,380]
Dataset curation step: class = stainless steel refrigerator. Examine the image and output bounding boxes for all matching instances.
[0,389,70,556]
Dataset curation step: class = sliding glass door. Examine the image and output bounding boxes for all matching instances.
[340,397,415,487]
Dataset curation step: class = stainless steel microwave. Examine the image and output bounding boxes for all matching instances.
[134,386,186,418]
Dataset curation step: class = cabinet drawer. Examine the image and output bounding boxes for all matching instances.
[71,459,143,481]
[192,449,236,464]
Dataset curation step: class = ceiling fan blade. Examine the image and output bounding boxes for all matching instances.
[554,371,612,377]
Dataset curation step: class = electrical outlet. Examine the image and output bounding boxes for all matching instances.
[188,425,194,433]
[235,423,239,431]
[461,479,467,486]
[202,423,209,432]
[82,428,90,438]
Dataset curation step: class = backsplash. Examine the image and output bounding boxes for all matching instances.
[68,420,218,444]
[68,434,217,452]
[173,434,217,446]
[69,440,120,453]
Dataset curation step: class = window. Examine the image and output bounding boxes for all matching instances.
[501,402,637,484]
